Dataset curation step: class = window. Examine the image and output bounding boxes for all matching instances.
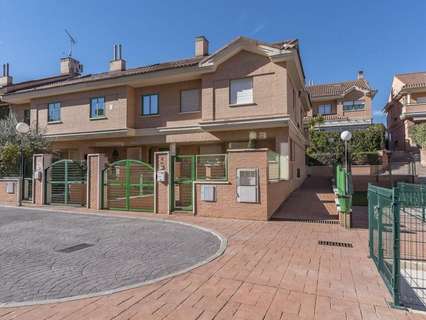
[230,78,253,105]
[180,89,200,113]
[141,94,159,116]
[343,100,365,111]
[318,104,332,115]
[416,97,426,104]
[24,109,30,125]
[90,97,105,118]
[48,102,61,122]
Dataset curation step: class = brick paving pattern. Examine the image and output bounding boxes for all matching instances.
[0,208,221,304]
[0,176,425,319]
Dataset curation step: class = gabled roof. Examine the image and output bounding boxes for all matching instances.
[395,71,426,90]
[306,79,374,99]
[2,36,306,105]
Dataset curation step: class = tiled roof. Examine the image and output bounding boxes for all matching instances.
[0,74,74,94]
[5,37,299,96]
[306,79,372,99]
[7,56,205,94]
[396,72,426,89]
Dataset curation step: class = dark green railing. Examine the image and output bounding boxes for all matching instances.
[368,182,426,310]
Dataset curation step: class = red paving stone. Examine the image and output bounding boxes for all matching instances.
[0,177,425,319]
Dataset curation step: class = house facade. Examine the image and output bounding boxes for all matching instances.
[385,72,426,151]
[0,36,310,220]
[305,72,376,131]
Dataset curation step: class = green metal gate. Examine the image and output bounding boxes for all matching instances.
[171,155,195,212]
[45,160,87,206]
[102,159,154,212]
[369,182,426,310]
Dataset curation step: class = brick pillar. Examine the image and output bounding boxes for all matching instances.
[87,154,108,210]
[154,152,170,214]
[32,154,52,205]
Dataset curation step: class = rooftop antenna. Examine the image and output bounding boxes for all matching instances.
[64,29,77,57]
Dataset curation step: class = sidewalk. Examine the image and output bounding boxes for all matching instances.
[0,184,424,319]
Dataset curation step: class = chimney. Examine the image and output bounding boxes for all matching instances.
[109,44,126,72]
[0,63,13,87]
[195,36,209,57]
[357,70,364,80]
[60,57,83,75]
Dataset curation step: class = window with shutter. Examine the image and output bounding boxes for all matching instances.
[230,78,253,105]
[180,89,200,113]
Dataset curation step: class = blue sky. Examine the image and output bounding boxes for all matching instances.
[1,0,425,123]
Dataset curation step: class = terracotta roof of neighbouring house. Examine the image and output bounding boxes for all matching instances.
[306,79,373,99]
[5,56,205,95]
[395,72,426,89]
[0,74,75,95]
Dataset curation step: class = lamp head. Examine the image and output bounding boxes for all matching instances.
[340,130,352,142]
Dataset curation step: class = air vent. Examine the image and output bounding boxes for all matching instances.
[318,240,353,248]
[57,243,94,253]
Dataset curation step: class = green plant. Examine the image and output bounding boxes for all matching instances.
[306,124,385,166]
[410,123,426,148]
[0,113,49,177]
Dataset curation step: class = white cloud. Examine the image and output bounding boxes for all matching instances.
[251,24,265,35]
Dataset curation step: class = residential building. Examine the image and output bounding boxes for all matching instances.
[0,36,311,219]
[385,72,426,151]
[305,71,376,131]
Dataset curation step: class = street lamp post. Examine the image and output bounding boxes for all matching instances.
[340,130,352,171]
[15,122,30,206]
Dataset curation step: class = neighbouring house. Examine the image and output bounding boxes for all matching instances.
[0,36,311,220]
[385,72,426,152]
[305,71,376,131]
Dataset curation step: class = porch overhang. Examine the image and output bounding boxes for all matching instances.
[401,111,426,121]
[199,115,290,132]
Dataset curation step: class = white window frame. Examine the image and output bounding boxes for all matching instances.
[180,89,201,113]
[230,78,254,106]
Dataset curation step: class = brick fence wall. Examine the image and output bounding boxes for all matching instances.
[0,178,20,206]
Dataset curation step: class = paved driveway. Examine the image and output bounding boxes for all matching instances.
[0,207,224,306]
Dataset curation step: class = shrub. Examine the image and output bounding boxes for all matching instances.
[410,123,426,148]
[306,124,385,166]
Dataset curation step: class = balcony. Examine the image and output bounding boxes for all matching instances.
[401,103,426,121]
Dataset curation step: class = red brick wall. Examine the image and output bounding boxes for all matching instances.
[195,149,269,220]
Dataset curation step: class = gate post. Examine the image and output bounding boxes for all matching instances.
[32,154,52,205]
[154,151,170,214]
[87,154,108,210]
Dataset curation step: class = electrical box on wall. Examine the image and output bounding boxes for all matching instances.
[201,185,216,202]
[236,168,259,203]
[156,170,167,182]
[6,182,15,194]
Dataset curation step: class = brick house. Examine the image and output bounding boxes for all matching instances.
[0,36,311,220]
[305,71,376,131]
[385,72,426,152]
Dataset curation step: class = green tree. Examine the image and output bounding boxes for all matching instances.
[0,113,49,176]
[410,123,426,148]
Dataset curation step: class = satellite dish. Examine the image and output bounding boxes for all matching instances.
[16,122,30,134]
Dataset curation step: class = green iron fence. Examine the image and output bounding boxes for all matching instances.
[368,182,426,310]
[268,150,280,181]
[195,154,227,181]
